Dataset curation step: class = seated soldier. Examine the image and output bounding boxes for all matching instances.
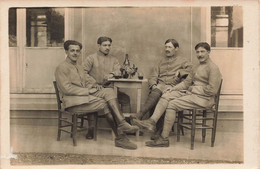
[133,42,222,147]
[83,36,131,114]
[55,40,138,150]
[131,39,192,138]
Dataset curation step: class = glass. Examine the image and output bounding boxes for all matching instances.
[138,71,144,80]
[26,8,65,47]
[211,6,243,47]
[9,8,17,47]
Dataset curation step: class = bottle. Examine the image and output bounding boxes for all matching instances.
[121,54,130,79]
[123,54,130,66]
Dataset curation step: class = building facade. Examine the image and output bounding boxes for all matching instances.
[9,7,243,121]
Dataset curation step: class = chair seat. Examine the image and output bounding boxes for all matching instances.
[177,79,223,150]
[65,107,103,115]
[180,123,214,129]
[53,81,108,146]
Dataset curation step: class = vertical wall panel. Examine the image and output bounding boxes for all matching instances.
[82,7,198,77]
[80,7,201,112]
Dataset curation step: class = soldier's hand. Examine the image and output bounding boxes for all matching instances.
[188,86,193,92]
[151,84,157,90]
[89,88,98,94]
[95,84,103,91]
[93,84,103,91]
[175,70,180,78]
[163,87,172,94]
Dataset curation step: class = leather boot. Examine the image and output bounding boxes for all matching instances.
[86,127,94,139]
[151,115,164,140]
[105,113,118,137]
[115,134,137,150]
[86,114,95,139]
[108,99,139,134]
[131,88,162,120]
[145,136,169,147]
[132,118,156,133]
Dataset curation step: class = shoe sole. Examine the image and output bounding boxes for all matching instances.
[132,120,155,133]
[115,143,137,150]
[146,144,169,147]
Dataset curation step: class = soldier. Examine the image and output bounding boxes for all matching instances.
[55,40,138,150]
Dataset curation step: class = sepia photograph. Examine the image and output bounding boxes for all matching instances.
[1,0,259,169]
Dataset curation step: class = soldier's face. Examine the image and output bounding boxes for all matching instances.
[165,42,178,57]
[99,41,111,55]
[66,45,81,62]
[196,47,210,63]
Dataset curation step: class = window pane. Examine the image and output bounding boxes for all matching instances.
[9,8,17,47]
[211,6,243,47]
[26,8,64,47]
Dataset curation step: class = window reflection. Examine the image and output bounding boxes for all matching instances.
[26,8,64,47]
[9,8,17,47]
[211,6,243,47]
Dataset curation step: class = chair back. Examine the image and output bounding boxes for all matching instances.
[214,79,223,111]
[53,81,62,110]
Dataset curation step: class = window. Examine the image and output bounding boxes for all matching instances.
[9,8,17,47]
[26,8,64,47]
[211,6,243,47]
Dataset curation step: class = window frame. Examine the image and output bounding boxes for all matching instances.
[205,6,243,50]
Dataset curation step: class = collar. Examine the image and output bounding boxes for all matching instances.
[199,58,210,65]
[65,57,77,65]
[97,50,109,57]
[165,55,177,60]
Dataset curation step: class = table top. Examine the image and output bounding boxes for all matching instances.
[108,78,148,83]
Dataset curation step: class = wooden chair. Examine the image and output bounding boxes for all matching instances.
[177,80,223,150]
[53,81,99,146]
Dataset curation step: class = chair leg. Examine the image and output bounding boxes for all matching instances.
[93,113,98,141]
[181,127,184,136]
[80,116,84,128]
[202,110,207,143]
[211,111,218,147]
[181,113,185,136]
[57,111,62,141]
[72,114,77,146]
[70,116,73,138]
[191,109,196,150]
[177,111,183,142]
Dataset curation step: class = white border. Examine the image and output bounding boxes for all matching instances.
[1,0,259,169]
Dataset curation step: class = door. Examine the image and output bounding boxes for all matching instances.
[9,8,66,93]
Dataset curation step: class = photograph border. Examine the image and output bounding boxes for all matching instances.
[1,0,259,169]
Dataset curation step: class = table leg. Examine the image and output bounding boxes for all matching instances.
[114,86,118,95]
[136,88,141,114]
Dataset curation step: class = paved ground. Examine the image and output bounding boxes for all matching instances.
[10,124,243,165]
[11,153,241,165]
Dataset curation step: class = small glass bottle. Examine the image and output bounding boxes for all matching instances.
[123,54,130,66]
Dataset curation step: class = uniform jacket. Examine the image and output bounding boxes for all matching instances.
[148,55,192,88]
[83,51,121,86]
[172,58,222,106]
[55,57,97,108]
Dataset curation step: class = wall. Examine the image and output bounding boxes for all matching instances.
[24,48,65,93]
[79,7,201,112]
[210,49,243,94]
[9,7,243,113]
[9,48,19,92]
[81,7,201,70]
